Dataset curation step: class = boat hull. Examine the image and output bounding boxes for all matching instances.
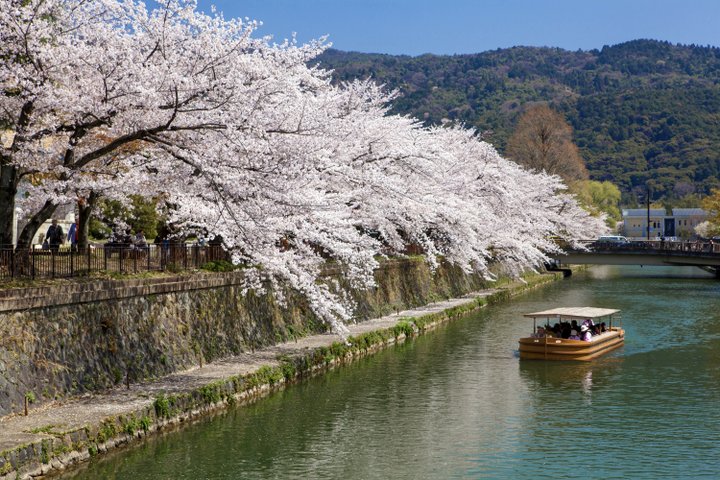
[518,328,625,361]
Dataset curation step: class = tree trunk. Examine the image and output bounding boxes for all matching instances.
[78,191,98,249]
[0,165,19,247]
[16,200,58,249]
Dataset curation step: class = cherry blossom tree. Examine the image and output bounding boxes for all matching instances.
[2,0,606,336]
[1,0,325,245]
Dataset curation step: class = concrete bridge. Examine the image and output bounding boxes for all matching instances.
[550,240,720,277]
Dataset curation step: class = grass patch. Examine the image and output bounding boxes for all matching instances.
[153,394,172,419]
[28,424,61,435]
[198,383,224,404]
[120,415,142,436]
[390,319,416,338]
[96,419,118,443]
[40,440,51,464]
[200,260,238,272]
[139,416,152,433]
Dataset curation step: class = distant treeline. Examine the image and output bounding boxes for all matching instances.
[316,40,720,205]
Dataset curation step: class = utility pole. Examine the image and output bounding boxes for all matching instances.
[646,186,651,240]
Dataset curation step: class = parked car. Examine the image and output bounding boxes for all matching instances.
[595,235,630,244]
[590,235,633,249]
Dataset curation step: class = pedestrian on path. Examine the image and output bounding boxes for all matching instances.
[67,217,79,252]
[45,219,64,252]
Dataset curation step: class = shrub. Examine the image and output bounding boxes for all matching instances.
[200,260,237,272]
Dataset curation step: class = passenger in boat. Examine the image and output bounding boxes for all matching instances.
[561,322,571,339]
[550,323,562,337]
[568,329,581,340]
[532,326,546,338]
[600,322,607,333]
[582,318,595,329]
[570,320,579,332]
[580,325,592,341]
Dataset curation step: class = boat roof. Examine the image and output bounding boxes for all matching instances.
[523,307,620,320]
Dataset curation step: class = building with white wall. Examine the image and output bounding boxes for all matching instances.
[621,208,708,239]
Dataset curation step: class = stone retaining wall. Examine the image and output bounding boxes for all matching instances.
[0,259,491,417]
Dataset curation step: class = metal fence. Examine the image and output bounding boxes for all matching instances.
[575,239,720,255]
[0,244,230,281]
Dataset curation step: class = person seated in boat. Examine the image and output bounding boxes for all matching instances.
[568,329,581,340]
[532,326,546,338]
[570,320,579,333]
[591,324,602,336]
[550,323,562,337]
[600,322,607,333]
[580,325,592,341]
[582,318,595,329]
[561,322,571,339]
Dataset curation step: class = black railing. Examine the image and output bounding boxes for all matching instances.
[0,244,230,281]
[572,239,720,255]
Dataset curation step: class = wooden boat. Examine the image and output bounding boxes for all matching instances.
[518,307,624,361]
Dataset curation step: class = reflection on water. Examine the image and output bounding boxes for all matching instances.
[66,266,720,479]
[582,368,593,399]
[518,359,614,406]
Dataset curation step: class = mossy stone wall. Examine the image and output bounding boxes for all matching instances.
[0,258,491,417]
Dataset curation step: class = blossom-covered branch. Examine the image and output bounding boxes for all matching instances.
[1,0,606,335]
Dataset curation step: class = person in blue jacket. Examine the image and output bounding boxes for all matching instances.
[67,217,79,251]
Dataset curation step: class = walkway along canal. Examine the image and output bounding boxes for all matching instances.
[0,270,560,479]
[61,265,720,479]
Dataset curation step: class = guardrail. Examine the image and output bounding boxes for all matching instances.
[0,244,230,281]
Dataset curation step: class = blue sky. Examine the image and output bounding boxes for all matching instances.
[196,0,720,56]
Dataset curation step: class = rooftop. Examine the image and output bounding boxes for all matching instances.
[622,209,665,217]
[672,208,707,216]
[524,306,620,319]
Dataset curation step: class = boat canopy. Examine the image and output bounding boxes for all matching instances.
[523,307,620,320]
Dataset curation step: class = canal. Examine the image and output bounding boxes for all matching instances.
[64,266,720,479]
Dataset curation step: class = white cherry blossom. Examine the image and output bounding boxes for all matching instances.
[1,0,606,336]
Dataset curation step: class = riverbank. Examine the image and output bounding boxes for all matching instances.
[0,271,562,479]
[0,257,495,418]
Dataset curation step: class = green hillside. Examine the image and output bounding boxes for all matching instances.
[315,40,720,204]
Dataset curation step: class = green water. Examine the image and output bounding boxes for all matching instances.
[65,266,720,479]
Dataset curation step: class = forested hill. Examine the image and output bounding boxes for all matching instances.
[315,40,720,204]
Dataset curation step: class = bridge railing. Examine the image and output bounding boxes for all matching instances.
[571,239,720,255]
